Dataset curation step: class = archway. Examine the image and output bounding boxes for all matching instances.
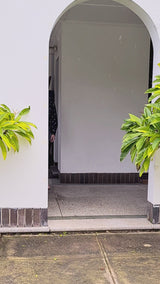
[49,0,152,179]
[48,0,160,227]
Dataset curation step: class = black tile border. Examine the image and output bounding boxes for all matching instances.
[60,173,148,184]
[0,208,48,228]
[147,202,160,224]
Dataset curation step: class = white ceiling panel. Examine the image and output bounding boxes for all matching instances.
[61,2,143,25]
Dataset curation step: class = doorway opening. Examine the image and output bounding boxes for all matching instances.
[48,45,60,181]
[48,0,154,229]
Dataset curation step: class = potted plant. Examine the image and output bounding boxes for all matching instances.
[0,104,37,159]
[120,64,160,176]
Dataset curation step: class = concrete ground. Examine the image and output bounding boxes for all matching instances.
[48,183,147,217]
[48,182,160,231]
[1,232,160,284]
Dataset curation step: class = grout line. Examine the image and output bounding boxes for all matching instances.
[48,215,147,220]
[96,234,118,284]
[54,192,63,218]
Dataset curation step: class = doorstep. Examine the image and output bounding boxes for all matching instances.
[48,218,160,232]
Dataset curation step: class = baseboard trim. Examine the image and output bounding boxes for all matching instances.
[0,208,48,228]
[147,202,160,224]
[59,173,148,184]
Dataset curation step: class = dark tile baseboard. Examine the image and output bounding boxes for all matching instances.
[147,202,160,224]
[0,208,48,228]
[60,173,148,184]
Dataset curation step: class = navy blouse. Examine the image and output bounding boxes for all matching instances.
[49,90,58,138]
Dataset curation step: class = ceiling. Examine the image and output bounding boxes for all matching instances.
[84,0,123,6]
[61,0,143,25]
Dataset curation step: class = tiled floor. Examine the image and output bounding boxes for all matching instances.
[48,182,147,218]
[48,181,160,231]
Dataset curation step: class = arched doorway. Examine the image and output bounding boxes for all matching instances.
[49,0,152,180]
[48,0,160,228]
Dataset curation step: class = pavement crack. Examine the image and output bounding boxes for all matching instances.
[96,235,118,284]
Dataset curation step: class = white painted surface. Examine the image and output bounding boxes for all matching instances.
[60,21,150,173]
[0,0,72,208]
[0,0,159,207]
[148,150,160,204]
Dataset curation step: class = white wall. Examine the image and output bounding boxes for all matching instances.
[0,0,72,208]
[0,0,159,208]
[60,21,150,173]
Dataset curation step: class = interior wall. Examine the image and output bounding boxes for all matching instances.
[60,21,150,173]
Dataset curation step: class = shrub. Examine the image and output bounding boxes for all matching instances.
[0,104,37,159]
[120,64,160,176]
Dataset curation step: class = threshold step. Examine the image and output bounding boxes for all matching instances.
[48,218,160,232]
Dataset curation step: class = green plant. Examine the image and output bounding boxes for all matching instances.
[120,64,160,176]
[0,104,37,159]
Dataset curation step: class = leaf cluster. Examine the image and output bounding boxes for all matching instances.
[0,104,37,159]
[120,65,160,176]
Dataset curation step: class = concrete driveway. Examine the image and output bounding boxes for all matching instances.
[1,232,160,283]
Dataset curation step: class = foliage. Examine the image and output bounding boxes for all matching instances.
[0,104,37,159]
[120,64,160,176]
